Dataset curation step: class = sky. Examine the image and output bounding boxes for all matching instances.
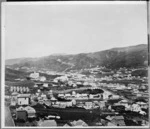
[3,2,148,59]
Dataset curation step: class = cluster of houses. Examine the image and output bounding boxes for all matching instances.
[79,66,147,83]
[6,65,148,127]
[10,86,30,93]
[100,82,148,98]
[53,74,98,88]
[113,100,148,115]
[9,84,148,127]
[58,92,101,100]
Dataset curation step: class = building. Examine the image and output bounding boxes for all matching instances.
[24,106,36,118]
[29,72,39,80]
[43,83,48,87]
[11,92,19,106]
[103,90,112,99]
[84,102,93,109]
[71,119,88,126]
[39,76,46,82]
[106,115,125,126]
[38,120,57,127]
[16,107,28,122]
[17,94,31,105]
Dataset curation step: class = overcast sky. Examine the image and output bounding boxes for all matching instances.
[4,2,147,59]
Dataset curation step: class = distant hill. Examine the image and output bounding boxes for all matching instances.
[6,44,148,71]
[5,57,38,65]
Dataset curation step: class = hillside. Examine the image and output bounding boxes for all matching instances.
[5,44,148,71]
[5,68,29,81]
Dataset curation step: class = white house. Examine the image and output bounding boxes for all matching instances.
[39,76,46,82]
[103,90,112,99]
[131,103,141,112]
[84,102,93,109]
[29,72,39,80]
[43,83,48,87]
[17,94,31,105]
[112,95,120,99]
[11,92,18,106]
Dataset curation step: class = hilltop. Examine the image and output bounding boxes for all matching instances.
[6,44,148,72]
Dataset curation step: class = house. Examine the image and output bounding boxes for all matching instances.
[101,119,107,126]
[19,87,23,93]
[16,87,20,92]
[17,94,31,105]
[39,76,46,82]
[63,124,70,127]
[119,100,129,107]
[24,106,36,118]
[65,94,71,98]
[112,95,120,99]
[38,120,57,127]
[10,87,14,92]
[34,84,38,88]
[139,110,146,115]
[43,83,48,87]
[103,90,112,99]
[71,119,88,126]
[44,100,51,106]
[136,102,148,109]
[131,103,141,112]
[11,92,18,106]
[66,101,73,107]
[26,87,30,93]
[59,103,67,108]
[107,122,117,126]
[58,94,65,98]
[16,110,28,122]
[89,94,93,99]
[48,90,54,98]
[29,72,39,80]
[72,83,77,87]
[83,82,89,86]
[109,116,125,126]
[23,87,26,92]
[13,87,17,92]
[40,93,47,99]
[99,101,106,109]
[76,93,81,98]
[125,104,132,111]
[84,102,93,109]
[72,91,76,96]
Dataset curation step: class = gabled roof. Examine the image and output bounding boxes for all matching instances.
[63,124,70,127]
[39,120,57,127]
[17,94,31,98]
[113,116,124,120]
[106,115,113,121]
[107,122,117,126]
[71,119,88,126]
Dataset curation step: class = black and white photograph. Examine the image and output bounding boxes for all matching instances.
[1,1,149,128]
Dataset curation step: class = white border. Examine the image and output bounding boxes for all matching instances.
[1,2,6,128]
[1,1,149,128]
[1,1,147,5]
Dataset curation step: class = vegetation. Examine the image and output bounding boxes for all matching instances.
[6,44,148,72]
[131,69,148,77]
[5,68,29,81]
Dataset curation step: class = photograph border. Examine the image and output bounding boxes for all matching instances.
[1,1,150,129]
